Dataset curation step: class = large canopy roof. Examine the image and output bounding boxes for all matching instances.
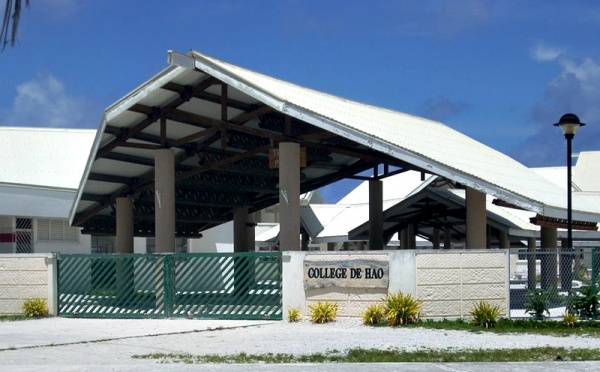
[70,50,600,237]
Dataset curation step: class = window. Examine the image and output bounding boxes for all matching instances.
[37,219,79,242]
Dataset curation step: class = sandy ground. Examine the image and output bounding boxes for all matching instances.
[1,317,600,371]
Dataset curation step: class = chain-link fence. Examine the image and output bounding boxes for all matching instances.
[509,248,599,319]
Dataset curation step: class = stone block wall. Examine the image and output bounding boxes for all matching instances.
[416,250,508,318]
[0,254,57,315]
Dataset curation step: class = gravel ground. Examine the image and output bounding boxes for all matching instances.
[1,317,600,370]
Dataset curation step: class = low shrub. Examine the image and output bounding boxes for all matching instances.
[524,289,552,320]
[567,286,599,320]
[362,304,385,326]
[469,300,501,329]
[562,312,579,327]
[22,298,48,318]
[287,307,301,322]
[308,301,338,324]
[383,291,422,326]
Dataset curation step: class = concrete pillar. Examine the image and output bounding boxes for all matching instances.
[499,230,509,249]
[369,180,384,250]
[540,226,557,290]
[356,241,365,251]
[155,149,175,253]
[400,228,408,250]
[407,224,416,249]
[560,238,573,291]
[444,227,452,249]
[116,197,134,253]
[432,228,440,249]
[527,237,537,290]
[247,212,256,252]
[301,230,309,251]
[466,187,487,249]
[279,143,301,251]
[233,207,248,252]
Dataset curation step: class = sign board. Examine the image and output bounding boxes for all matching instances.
[303,259,389,289]
[269,146,307,169]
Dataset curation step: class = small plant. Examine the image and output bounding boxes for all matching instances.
[562,312,579,327]
[22,298,49,318]
[362,304,385,326]
[383,291,422,326]
[287,307,301,322]
[308,301,338,324]
[567,286,599,320]
[524,289,551,320]
[468,301,501,329]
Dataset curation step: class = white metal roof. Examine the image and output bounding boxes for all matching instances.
[0,127,95,190]
[167,50,600,222]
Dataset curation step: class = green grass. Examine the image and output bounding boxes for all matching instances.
[0,315,28,321]
[406,318,600,336]
[132,346,600,364]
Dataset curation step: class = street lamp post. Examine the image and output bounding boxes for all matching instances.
[554,113,585,291]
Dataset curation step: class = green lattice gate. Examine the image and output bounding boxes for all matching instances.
[58,252,282,319]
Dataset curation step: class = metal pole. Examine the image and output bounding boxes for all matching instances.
[563,134,574,291]
[567,134,573,253]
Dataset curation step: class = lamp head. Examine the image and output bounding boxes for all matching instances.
[554,113,586,138]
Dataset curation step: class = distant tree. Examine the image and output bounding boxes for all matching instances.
[1,0,30,50]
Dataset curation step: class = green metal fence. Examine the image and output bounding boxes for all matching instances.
[58,252,282,320]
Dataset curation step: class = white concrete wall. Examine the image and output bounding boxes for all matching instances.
[416,250,508,319]
[0,254,57,315]
[282,250,508,320]
[34,234,91,254]
[188,222,234,253]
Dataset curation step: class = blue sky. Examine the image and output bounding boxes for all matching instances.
[2,1,600,202]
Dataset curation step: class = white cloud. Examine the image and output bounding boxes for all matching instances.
[1,75,97,128]
[531,42,564,62]
[511,54,600,166]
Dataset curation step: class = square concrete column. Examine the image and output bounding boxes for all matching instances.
[432,228,440,249]
[527,237,537,290]
[116,197,134,253]
[444,227,452,249]
[155,149,176,253]
[278,143,300,251]
[560,238,573,291]
[369,179,383,250]
[466,187,487,249]
[540,226,557,290]
[400,228,408,250]
[499,230,510,249]
[234,207,248,252]
[247,212,256,252]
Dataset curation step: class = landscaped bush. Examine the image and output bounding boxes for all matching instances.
[362,304,385,326]
[524,289,552,320]
[287,307,301,323]
[383,291,422,326]
[567,286,599,320]
[22,298,49,318]
[468,300,501,329]
[562,312,579,327]
[308,301,338,324]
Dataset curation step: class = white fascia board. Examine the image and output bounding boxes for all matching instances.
[508,228,539,238]
[69,113,108,225]
[283,101,545,214]
[169,51,285,112]
[104,65,185,122]
[313,235,349,244]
